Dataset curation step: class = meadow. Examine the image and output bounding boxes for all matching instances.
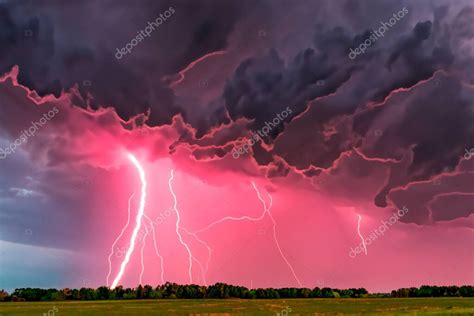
[1,298,474,315]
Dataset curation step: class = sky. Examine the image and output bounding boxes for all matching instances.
[0,0,473,293]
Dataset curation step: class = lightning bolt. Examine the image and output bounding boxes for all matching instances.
[143,214,165,284]
[192,253,208,285]
[181,227,212,275]
[168,169,195,283]
[252,182,302,287]
[193,200,267,234]
[110,154,147,289]
[193,181,302,287]
[108,160,298,287]
[357,214,367,255]
[106,192,135,287]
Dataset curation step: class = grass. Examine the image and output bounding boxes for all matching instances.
[0,298,474,315]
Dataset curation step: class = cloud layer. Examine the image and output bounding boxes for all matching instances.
[0,0,472,292]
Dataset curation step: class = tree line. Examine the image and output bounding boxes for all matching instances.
[0,283,472,301]
[390,285,474,298]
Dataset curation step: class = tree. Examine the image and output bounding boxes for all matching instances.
[111,286,125,299]
[0,290,9,301]
[61,288,72,300]
[123,288,136,299]
[460,286,474,297]
[297,288,311,298]
[153,286,164,299]
[136,285,144,299]
[399,288,410,298]
[4,284,472,301]
[51,291,65,301]
[310,287,322,298]
[418,285,433,297]
[321,287,335,298]
[96,286,110,300]
[143,285,154,299]
[208,283,230,299]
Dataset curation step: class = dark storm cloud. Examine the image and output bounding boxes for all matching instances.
[429,193,474,222]
[0,0,248,125]
[220,13,458,145]
[1,0,472,225]
[222,47,355,142]
[371,20,454,101]
[366,77,474,207]
[216,1,473,222]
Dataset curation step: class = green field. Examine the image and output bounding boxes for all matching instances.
[1,298,474,315]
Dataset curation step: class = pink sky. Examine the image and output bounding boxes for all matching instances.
[0,68,472,292]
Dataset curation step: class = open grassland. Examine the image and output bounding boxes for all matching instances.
[1,298,474,315]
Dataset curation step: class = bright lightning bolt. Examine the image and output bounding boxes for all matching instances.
[357,214,367,255]
[110,153,147,289]
[107,161,299,287]
[168,169,195,283]
[106,192,135,287]
[252,182,303,287]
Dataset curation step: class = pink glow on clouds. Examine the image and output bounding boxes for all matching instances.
[0,68,472,292]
